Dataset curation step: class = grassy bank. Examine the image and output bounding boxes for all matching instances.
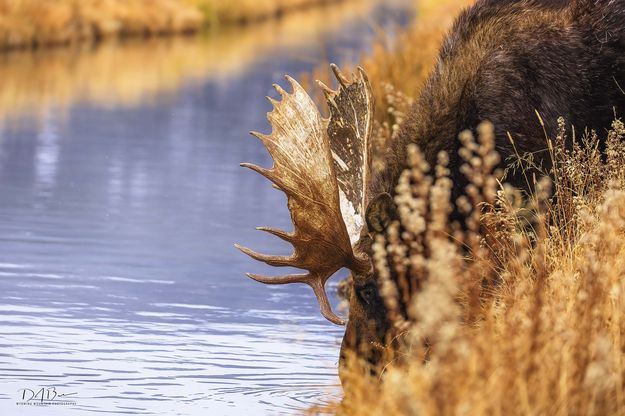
[0,0,346,51]
[189,0,346,25]
[310,0,625,414]
[0,0,373,125]
[330,119,625,416]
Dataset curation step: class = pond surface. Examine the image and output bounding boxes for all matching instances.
[0,2,413,414]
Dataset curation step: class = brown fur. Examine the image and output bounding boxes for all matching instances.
[371,0,625,201]
[341,0,625,378]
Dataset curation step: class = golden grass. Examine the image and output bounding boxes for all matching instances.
[0,0,202,49]
[328,118,625,416]
[0,0,348,50]
[187,0,345,25]
[310,1,625,414]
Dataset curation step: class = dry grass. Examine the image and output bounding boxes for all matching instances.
[189,0,346,25]
[0,0,347,50]
[0,0,202,49]
[309,1,625,414]
[327,118,625,416]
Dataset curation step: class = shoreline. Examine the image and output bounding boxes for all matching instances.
[0,0,376,125]
[0,0,348,53]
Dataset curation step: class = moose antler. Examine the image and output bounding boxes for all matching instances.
[319,64,374,245]
[236,66,373,325]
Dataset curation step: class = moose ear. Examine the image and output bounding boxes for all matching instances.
[365,193,397,233]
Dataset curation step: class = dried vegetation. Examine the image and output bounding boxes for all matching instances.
[327,117,625,415]
[0,0,347,51]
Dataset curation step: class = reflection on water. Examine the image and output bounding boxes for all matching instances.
[0,0,379,125]
[0,1,413,414]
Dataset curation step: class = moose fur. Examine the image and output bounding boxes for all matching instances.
[369,0,625,202]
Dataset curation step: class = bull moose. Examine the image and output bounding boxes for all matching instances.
[236,0,625,380]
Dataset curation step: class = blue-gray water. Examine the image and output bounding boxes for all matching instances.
[0,2,413,414]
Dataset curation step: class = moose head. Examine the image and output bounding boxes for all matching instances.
[235,65,393,376]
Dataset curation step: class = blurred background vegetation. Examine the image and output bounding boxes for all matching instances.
[0,0,359,50]
[0,0,396,126]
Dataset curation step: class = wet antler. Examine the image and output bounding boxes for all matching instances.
[235,66,373,325]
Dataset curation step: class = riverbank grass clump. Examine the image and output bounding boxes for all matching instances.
[329,117,625,415]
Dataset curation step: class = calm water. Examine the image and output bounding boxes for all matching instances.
[0,2,413,415]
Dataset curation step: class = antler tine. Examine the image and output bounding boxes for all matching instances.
[249,130,269,141]
[356,66,369,82]
[256,226,293,242]
[273,83,288,97]
[284,75,301,91]
[309,278,345,325]
[234,244,298,267]
[245,272,305,285]
[266,96,280,107]
[246,271,345,325]
[330,63,351,87]
[316,80,336,100]
[239,162,280,187]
